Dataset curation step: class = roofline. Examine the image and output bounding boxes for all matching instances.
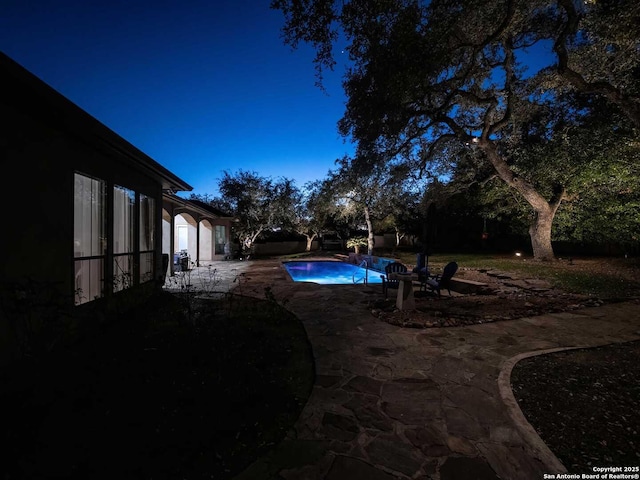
[96,134,193,193]
[0,51,193,193]
[162,193,234,219]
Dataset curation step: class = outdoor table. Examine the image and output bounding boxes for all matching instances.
[388,272,417,310]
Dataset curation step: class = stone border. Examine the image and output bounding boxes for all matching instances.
[497,347,589,475]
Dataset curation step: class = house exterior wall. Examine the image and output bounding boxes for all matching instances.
[199,220,214,262]
[0,53,191,364]
[2,81,165,299]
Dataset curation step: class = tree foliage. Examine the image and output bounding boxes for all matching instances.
[291,179,339,250]
[217,170,297,254]
[187,193,231,216]
[327,157,410,254]
[470,94,640,246]
[550,0,640,128]
[273,0,640,260]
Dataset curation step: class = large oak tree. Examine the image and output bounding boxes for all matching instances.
[273,0,639,260]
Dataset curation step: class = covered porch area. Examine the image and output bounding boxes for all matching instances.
[162,194,234,277]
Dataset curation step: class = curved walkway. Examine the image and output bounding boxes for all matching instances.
[233,260,640,480]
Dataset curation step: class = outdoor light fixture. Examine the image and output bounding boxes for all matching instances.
[515,252,522,257]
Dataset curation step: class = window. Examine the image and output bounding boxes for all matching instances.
[139,194,155,283]
[74,175,158,303]
[74,173,106,304]
[113,185,135,292]
[214,225,226,254]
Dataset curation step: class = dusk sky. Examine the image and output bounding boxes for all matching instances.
[1,0,353,197]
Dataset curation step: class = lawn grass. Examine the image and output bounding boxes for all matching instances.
[0,291,314,479]
[393,251,640,298]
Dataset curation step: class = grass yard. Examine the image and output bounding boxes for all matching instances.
[394,251,640,299]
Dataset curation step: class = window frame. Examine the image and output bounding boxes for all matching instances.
[139,194,156,284]
[214,224,226,255]
[73,172,106,305]
[74,173,159,305]
[113,184,136,293]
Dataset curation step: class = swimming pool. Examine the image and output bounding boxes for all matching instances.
[283,261,384,285]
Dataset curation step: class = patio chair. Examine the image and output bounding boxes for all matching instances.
[421,261,458,297]
[381,261,408,298]
[412,252,429,272]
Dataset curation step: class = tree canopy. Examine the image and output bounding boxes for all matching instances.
[291,179,338,250]
[217,170,298,254]
[273,0,640,260]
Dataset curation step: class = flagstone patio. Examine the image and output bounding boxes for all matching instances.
[231,259,640,480]
[162,260,251,298]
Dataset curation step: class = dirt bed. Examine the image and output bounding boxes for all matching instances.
[371,268,607,328]
[511,340,640,472]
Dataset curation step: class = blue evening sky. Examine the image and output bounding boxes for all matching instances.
[1,0,352,197]
[1,1,553,197]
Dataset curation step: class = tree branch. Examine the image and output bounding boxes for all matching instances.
[488,39,516,136]
[554,0,640,129]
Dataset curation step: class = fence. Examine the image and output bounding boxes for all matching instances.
[251,240,320,256]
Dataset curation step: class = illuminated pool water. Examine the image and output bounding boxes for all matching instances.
[283,261,384,285]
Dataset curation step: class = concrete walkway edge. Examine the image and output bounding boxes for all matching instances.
[497,347,590,475]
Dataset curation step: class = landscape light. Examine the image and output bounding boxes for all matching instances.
[515,252,522,257]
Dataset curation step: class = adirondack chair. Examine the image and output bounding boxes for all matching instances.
[412,253,430,284]
[421,261,458,297]
[381,261,408,298]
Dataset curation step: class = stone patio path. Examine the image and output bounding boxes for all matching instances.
[162,260,251,298]
[231,259,640,480]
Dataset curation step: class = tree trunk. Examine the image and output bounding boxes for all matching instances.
[391,229,405,255]
[481,141,562,261]
[305,233,317,252]
[241,236,252,253]
[529,206,556,262]
[364,204,375,255]
[395,228,404,247]
[242,229,264,256]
